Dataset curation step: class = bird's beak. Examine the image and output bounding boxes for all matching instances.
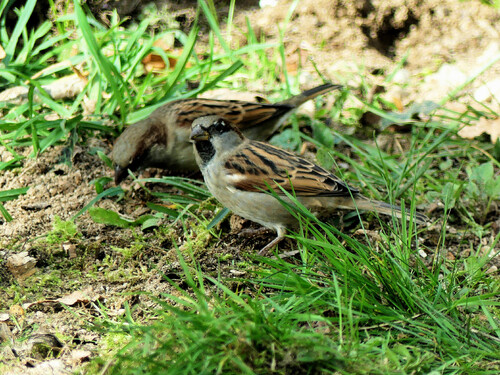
[114,165,127,185]
[190,126,209,142]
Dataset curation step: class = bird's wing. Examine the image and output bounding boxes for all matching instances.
[223,141,357,197]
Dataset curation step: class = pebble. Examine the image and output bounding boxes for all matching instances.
[473,78,500,102]
[485,265,498,275]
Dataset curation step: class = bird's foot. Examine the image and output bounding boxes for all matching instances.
[258,235,285,256]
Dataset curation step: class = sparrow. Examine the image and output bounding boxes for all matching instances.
[190,116,428,254]
[112,83,341,184]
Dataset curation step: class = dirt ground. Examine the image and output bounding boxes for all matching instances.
[1,0,500,373]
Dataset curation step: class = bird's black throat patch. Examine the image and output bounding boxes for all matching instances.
[195,140,215,166]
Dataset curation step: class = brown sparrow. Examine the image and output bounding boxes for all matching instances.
[112,83,341,184]
[190,116,428,254]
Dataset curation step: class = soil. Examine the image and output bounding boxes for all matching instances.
[1,0,499,373]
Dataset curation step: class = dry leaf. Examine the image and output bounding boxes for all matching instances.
[30,60,80,80]
[142,52,167,72]
[142,37,184,73]
[22,287,98,310]
[458,117,500,143]
[0,44,5,61]
[56,289,92,305]
[392,96,404,112]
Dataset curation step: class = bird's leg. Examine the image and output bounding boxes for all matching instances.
[258,235,284,255]
[258,227,286,256]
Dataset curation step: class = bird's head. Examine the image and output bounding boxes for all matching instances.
[112,120,165,184]
[190,116,245,166]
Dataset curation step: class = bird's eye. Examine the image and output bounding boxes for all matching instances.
[213,120,226,133]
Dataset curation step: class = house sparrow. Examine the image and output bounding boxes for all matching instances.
[112,83,342,184]
[190,116,428,254]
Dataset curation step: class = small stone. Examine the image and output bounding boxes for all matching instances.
[260,0,278,8]
[0,323,13,343]
[479,246,493,258]
[392,69,410,84]
[460,249,471,258]
[6,252,37,280]
[485,265,498,275]
[229,269,246,276]
[70,349,92,364]
[425,64,467,90]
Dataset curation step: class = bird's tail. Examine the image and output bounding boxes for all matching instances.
[352,196,428,224]
[283,83,343,107]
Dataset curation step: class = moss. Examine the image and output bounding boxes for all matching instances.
[46,216,81,244]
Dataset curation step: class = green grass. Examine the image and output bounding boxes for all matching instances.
[1,0,499,374]
[94,207,499,374]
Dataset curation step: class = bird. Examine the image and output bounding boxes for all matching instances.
[112,83,342,184]
[190,116,428,254]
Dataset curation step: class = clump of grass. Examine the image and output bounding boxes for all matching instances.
[99,246,345,374]
[97,208,499,373]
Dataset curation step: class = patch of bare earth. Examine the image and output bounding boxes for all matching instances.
[1,0,499,373]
